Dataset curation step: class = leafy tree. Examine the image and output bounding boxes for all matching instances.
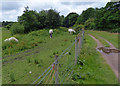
[95,1,120,32]
[75,15,83,25]
[2,21,15,28]
[63,12,79,27]
[85,18,95,30]
[18,7,61,33]
[46,9,61,28]
[18,6,40,33]
[76,8,96,25]
[38,10,48,29]
[75,24,84,33]
[60,15,64,26]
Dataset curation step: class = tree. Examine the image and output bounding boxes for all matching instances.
[75,15,83,25]
[38,10,48,28]
[63,12,79,27]
[84,18,95,30]
[76,8,96,25]
[46,9,61,28]
[18,6,40,33]
[60,15,64,26]
[75,24,84,33]
[95,1,120,31]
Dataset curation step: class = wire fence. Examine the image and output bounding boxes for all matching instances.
[30,30,85,85]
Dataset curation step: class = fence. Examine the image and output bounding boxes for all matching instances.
[30,30,85,85]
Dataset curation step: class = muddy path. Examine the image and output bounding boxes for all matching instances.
[89,34,120,83]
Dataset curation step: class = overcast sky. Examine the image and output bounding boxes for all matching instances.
[0,0,110,22]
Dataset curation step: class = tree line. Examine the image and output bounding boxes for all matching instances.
[2,1,120,34]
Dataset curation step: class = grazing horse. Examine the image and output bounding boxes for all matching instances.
[68,29,76,34]
[49,29,53,38]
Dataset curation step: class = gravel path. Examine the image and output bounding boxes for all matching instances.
[89,34,120,83]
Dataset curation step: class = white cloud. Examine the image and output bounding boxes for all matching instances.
[59,0,110,2]
[1,0,109,21]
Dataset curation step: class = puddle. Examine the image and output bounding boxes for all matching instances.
[97,47,120,54]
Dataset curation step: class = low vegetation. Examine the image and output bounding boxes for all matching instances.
[86,30,118,49]
[2,28,118,84]
[59,34,118,84]
[71,34,118,84]
[1,1,119,85]
[86,30,110,47]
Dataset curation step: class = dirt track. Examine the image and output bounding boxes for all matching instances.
[89,34,120,83]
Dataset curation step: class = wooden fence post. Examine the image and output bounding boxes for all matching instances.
[75,37,78,65]
[78,33,81,54]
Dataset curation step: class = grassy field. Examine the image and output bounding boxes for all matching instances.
[2,28,118,84]
[2,27,76,84]
[2,27,72,56]
[86,30,119,49]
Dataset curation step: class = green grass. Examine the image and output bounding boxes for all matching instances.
[63,34,118,84]
[86,31,110,47]
[86,30,118,49]
[2,27,76,84]
[2,28,118,84]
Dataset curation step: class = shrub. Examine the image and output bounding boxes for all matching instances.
[53,52,56,55]
[69,52,71,55]
[34,59,39,64]
[5,24,11,30]
[75,24,84,33]
[110,28,120,33]
[10,72,15,82]
[77,60,84,66]
[10,22,24,35]
[37,64,42,67]
[27,58,31,63]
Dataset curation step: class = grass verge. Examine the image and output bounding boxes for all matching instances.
[63,34,118,84]
[86,30,118,49]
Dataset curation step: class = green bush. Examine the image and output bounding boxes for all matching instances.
[34,59,39,64]
[75,24,84,33]
[27,58,31,63]
[10,22,24,35]
[10,72,15,82]
[5,24,11,30]
[110,28,120,33]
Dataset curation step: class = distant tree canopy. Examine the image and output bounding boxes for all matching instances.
[95,2,120,31]
[76,8,95,25]
[75,1,120,32]
[0,22,2,27]
[63,12,79,27]
[18,7,40,33]
[60,15,65,26]
[18,6,61,33]
[46,9,61,28]
[2,21,15,29]
[4,1,120,34]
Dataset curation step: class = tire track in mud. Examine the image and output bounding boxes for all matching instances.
[3,46,44,64]
[89,34,120,83]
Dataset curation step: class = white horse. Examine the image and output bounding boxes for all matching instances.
[68,29,76,34]
[49,29,53,38]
